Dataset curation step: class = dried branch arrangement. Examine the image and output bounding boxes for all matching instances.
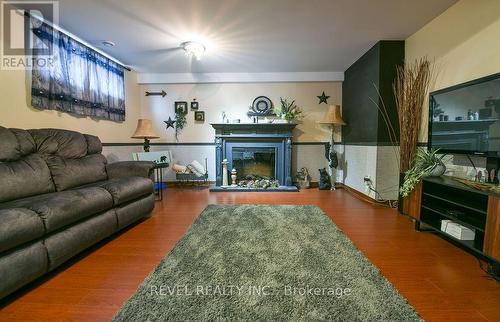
[393,58,433,173]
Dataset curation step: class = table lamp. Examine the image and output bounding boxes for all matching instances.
[131,119,159,152]
[319,105,346,190]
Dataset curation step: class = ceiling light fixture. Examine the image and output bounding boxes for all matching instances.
[102,40,115,47]
[181,41,206,60]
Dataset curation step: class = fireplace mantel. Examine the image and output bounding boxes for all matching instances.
[210,122,297,190]
[211,123,297,137]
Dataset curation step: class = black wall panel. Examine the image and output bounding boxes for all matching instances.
[342,41,404,145]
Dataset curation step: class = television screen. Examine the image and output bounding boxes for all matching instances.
[429,73,500,156]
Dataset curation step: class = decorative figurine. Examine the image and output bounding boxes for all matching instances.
[296,167,311,189]
[222,159,229,187]
[318,168,332,190]
[231,168,237,187]
[219,112,227,123]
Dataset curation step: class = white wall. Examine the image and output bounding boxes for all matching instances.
[343,145,378,199]
[375,146,400,200]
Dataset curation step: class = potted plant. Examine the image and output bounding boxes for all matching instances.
[175,110,186,142]
[400,148,446,197]
[274,98,303,122]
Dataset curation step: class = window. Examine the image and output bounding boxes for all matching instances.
[31,18,125,121]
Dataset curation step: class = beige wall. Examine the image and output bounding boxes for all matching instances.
[0,69,141,143]
[405,0,500,141]
[140,82,342,143]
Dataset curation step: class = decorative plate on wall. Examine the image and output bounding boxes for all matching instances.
[249,96,274,116]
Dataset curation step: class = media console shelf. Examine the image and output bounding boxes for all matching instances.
[407,176,499,276]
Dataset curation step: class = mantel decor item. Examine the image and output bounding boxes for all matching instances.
[248,96,274,116]
[274,97,303,122]
[131,119,160,152]
[319,105,346,190]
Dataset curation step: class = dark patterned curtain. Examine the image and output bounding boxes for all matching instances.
[31,20,125,121]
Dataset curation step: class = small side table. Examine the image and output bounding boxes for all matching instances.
[153,162,169,201]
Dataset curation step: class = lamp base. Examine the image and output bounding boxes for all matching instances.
[143,138,150,152]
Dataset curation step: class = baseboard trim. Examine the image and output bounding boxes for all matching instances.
[164,181,214,187]
[340,183,378,205]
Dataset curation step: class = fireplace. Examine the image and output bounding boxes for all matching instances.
[210,123,297,191]
[231,146,276,180]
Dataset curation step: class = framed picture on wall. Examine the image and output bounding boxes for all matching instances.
[191,100,199,110]
[175,101,188,114]
[194,111,205,122]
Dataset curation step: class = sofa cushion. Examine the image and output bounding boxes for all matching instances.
[44,210,117,270]
[0,242,48,299]
[0,187,113,233]
[45,154,108,191]
[83,177,154,206]
[115,194,155,229]
[10,129,36,156]
[28,129,108,191]
[30,128,88,159]
[84,134,102,154]
[0,127,55,203]
[0,208,45,253]
[0,126,22,161]
[0,154,55,203]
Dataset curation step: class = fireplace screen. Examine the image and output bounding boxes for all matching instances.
[232,147,276,180]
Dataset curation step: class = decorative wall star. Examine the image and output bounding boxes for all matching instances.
[317,91,330,104]
[164,117,176,129]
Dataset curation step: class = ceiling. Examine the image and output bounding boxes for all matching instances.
[56,0,457,74]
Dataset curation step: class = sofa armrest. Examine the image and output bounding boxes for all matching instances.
[106,161,155,180]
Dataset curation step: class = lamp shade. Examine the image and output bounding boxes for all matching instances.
[319,105,346,125]
[131,119,159,139]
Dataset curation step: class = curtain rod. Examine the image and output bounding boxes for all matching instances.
[20,10,132,72]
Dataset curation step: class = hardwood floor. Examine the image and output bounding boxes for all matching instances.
[1,187,499,321]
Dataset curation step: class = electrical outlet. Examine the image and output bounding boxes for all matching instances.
[363,175,372,193]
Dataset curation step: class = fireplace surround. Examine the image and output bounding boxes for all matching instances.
[210,123,298,191]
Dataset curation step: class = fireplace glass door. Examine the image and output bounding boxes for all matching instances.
[231,147,276,181]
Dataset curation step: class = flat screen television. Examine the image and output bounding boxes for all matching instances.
[428,72,500,157]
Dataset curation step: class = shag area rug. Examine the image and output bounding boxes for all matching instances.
[113,205,420,321]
